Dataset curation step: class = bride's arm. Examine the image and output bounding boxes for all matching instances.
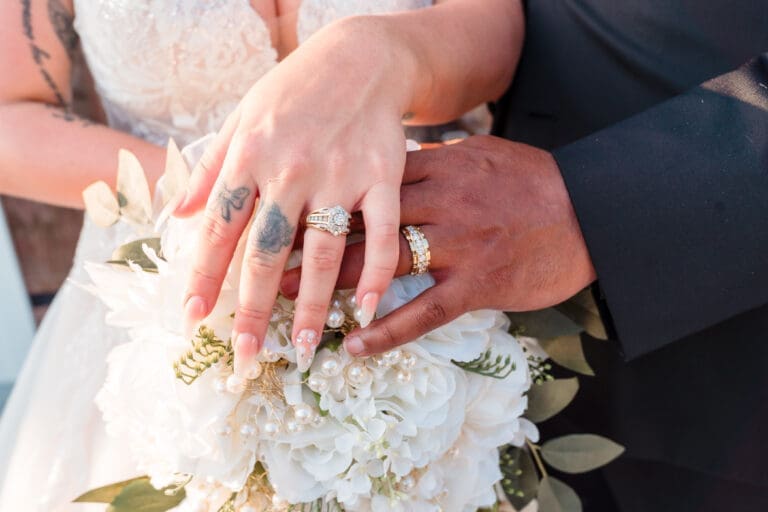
[352,0,525,125]
[0,0,164,209]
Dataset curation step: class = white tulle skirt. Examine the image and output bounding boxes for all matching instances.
[0,220,140,511]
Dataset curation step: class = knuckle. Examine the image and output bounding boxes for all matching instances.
[306,245,342,272]
[201,214,232,250]
[189,266,222,290]
[296,300,330,318]
[237,304,272,324]
[416,299,448,331]
[244,248,280,276]
[376,322,399,349]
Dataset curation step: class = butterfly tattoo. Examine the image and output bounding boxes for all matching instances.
[216,185,251,223]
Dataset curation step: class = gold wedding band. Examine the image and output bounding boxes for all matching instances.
[305,205,351,236]
[402,225,431,275]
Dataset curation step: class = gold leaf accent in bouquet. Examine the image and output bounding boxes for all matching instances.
[174,326,232,385]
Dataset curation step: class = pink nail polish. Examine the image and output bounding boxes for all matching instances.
[357,293,379,328]
[183,296,207,337]
[344,336,365,356]
[234,332,260,379]
[295,329,319,372]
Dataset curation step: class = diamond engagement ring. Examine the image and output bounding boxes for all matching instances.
[305,205,352,236]
[402,225,431,275]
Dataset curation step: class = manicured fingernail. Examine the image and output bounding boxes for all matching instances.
[295,329,319,372]
[234,332,261,379]
[344,336,365,356]
[280,273,300,298]
[356,293,379,328]
[183,296,207,338]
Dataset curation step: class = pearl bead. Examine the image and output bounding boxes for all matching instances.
[215,423,232,437]
[212,376,227,393]
[243,362,263,380]
[402,353,417,368]
[399,475,416,492]
[240,506,257,512]
[320,355,342,377]
[239,423,257,437]
[396,369,412,384]
[384,349,402,365]
[263,421,279,435]
[294,403,314,424]
[331,297,343,310]
[346,294,357,309]
[312,414,326,428]
[347,362,370,386]
[226,374,246,394]
[353,307,365,324]
[307,374,329,393]
[286,419,301,433]
[326,307,345,329]
[261,348,280,362]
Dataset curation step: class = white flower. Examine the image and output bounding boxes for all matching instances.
[86,141,540,512]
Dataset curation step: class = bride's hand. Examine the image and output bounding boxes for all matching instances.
[174,18,417,375]
[279,136,597,355]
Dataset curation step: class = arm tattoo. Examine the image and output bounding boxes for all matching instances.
[20,0,90,126]
[254,202,294,254]
[216,184,251,223]
[48,0,79,62]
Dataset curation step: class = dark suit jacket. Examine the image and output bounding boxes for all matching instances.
[492,2,768,510]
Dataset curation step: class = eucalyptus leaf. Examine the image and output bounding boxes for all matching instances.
[82,180,120,227]
[541,434,625,474]
[109,237,162,272]
[73,476,149,503]
[500,446,539,509]
[555,288,608,340]
[540,335,594,376]
[526,377,579,422]
[117,148,153,224]
[537,476,582,512]
[506,308,582,340]
[110,479,186,512]
[161,138,190,206]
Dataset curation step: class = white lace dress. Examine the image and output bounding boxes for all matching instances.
[0,1,430,510]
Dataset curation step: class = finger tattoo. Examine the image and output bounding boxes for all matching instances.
[216,184,251,222]
[254,202,294,254]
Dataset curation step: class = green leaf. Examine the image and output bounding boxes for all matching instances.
[73,477,149,503]
[506,308,582,340]
[555,288,608,340]
[540,335,594,376]
[541,434,625,474]
[109,479,186,512]
[537,476,582,512]
[108,237,162,272]
[499,446,539,509]
[526,377,579,422]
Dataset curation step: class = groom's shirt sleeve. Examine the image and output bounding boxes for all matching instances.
[552,53,768,360]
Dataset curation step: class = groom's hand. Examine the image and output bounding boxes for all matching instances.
[280,136,597,355]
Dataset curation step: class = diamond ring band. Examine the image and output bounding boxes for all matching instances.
[401,225,431,275]
[305,205,352,237]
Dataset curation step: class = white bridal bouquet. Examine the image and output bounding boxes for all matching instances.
[77,139,623,512]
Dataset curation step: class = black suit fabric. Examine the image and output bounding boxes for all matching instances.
[492,1,768,510]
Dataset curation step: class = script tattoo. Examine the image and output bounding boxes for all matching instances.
[48,0,79,61]
[216,184,251,223]
[20,0,90,126]
[254,202,294,254]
